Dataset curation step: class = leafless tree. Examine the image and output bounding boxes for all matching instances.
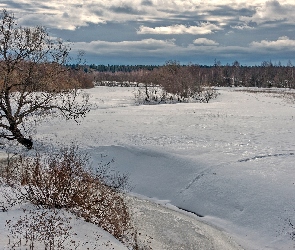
[0,10,90,149]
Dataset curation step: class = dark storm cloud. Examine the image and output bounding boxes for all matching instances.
[51,22,140,43]
[109,5,146,15]
[141,0,153,7]
[2,0,33,10]
[3,1,54,12]
[207,6,255,18]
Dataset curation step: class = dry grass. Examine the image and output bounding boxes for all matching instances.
[1,146,148,249]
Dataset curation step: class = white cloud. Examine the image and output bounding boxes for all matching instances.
[67,35,295,65]
[137,23,222,35]
[13,2,106,30]
[240,0,295,25]
[5,0,161,28]
[250,36,295,49]
[70,38,251,59]
[231,24,254,30]
[193,38,219,46]
[71,38,178,55]
[4,0,295,30]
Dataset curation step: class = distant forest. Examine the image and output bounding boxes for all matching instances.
[67,60,295,89]
[67,64,159,73]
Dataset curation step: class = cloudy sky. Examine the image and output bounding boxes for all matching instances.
[2,0,295,65]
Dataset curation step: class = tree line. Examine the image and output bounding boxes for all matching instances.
[89,60,295,89]
[68,64,159,73]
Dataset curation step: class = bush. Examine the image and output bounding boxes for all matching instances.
[134,85,218,105]
[6,209,74,249]
[4,146,137,247]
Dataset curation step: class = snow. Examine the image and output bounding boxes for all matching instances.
[1,86,295,249]
[0,196,128,249]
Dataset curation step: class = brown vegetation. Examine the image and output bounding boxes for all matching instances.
[93,60,295,89]
[2,146,143,248]
[0,10,92,149]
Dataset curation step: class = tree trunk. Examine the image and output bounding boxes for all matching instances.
[10,124,33,149]
[17,136,33,149]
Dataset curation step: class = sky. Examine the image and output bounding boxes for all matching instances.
[1,0,295,66]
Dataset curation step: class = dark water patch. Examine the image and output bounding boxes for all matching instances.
[176,206,204,218]
[239,152,294,162]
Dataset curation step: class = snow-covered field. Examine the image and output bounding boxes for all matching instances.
[1,86,295,249]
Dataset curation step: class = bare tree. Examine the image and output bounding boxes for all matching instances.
[0,10,90,149]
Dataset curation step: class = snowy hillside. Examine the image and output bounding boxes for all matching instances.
[4,86,295,249]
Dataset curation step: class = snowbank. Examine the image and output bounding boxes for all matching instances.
[18,86,295,249]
